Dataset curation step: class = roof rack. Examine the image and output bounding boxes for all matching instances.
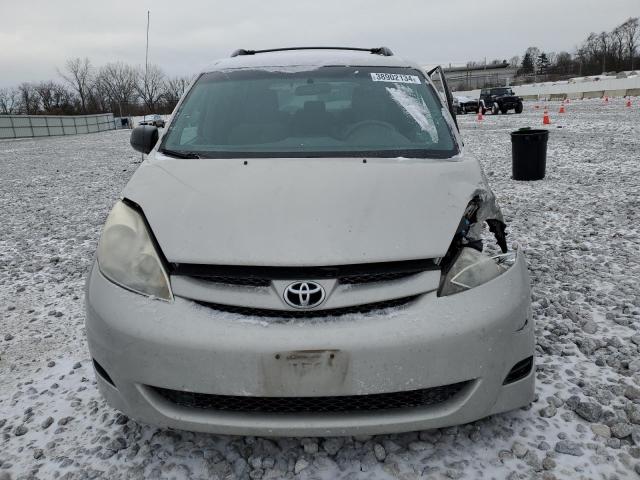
[230,46,394,58]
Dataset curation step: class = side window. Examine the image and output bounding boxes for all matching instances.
[427,65,458,131]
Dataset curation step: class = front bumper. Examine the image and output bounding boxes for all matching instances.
[499,99,521,109]
[85,252,534,436]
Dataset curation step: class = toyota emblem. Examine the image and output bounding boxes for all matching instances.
[283,281,326,309]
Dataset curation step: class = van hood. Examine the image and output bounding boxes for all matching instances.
[123,154,501,266]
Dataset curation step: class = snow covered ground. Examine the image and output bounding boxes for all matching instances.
[1,98,640,479]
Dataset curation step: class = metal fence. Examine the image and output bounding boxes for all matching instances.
[0,113,115,139]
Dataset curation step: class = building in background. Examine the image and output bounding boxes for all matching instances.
[439,63,518,91]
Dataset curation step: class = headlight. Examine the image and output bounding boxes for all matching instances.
[439,247,515,297]
[97,200,173,301]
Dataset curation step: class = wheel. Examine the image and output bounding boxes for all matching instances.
[491,103,499,115]
[500,108,508,114]
[515,102,523,114]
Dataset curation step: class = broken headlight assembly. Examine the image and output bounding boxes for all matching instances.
[438,197,514,297]
[439,248,516,297]
[97,200,173,301]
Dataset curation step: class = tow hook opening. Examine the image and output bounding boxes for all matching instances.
[93,359,116,388]
[503,356,534,385]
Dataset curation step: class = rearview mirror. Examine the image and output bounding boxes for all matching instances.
[130,125,159,154]
[295,83,332,96]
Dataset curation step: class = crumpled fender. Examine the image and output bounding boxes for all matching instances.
[467,169,508,253]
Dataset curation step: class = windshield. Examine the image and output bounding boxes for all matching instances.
[160,67,458,158]
[491,88,514,96]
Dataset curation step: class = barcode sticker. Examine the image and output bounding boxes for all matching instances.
[371,73,421,84]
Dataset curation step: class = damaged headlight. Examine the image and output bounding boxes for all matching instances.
[97,200,173,301]
[439,247,515,297]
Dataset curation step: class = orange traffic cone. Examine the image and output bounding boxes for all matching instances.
[604,96,609,103]
[626,98,632,108]
[477,107,484,121]
[559,104,566,114]
[543,109,551,125]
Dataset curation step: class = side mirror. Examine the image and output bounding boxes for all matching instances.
[130,125,159,154]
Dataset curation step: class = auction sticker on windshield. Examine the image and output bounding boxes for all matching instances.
[371,73,421,84]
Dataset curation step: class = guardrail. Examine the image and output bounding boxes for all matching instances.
[0,113,115,139]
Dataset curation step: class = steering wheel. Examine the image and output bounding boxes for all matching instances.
[343,120,397,138]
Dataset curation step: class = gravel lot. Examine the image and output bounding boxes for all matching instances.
[1,98,640,479]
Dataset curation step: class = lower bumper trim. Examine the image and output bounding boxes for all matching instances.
[148,381,472,414]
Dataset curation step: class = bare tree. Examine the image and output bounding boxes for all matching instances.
[524,47,541,73]
[90,77,112,114]
[163,75,193,110]
[35,81,74,114]
[578,33,604,75]
[0,88,19,114]
[136,64,166,113]
[97,62,138,117]
[554,52,574,74]
[621,17,639,70]
[35,82,55,112]
[598,31,611,72]
[611,26,626,71]
[59,57,94,113]
[17,83,40,115]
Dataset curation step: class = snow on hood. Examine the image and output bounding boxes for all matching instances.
[123,154,502,266]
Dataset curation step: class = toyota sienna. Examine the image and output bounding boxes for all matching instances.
[85,47,534,436]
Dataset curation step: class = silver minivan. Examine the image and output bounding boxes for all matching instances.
[85,47,534,436]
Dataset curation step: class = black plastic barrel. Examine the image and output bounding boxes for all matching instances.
[510,128,549,180]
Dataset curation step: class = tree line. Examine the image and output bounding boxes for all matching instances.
[518,17,639,79]
[0,58,194,117]
[461,17,639,85]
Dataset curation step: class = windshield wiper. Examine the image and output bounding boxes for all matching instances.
[159,148,201,159]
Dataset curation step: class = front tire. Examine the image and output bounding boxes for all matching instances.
[515,102,523,114]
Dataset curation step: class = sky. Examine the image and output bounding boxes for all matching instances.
[1,0,638,88]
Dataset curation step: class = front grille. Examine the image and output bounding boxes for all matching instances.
[150,381,470,414]
[196,275,270,287]
[339,271,420,285]
[171,259,438,286]
[195,295,418,319]
[196,271,420,287]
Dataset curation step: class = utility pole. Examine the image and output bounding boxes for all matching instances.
[144,10,150,123]
[140,10,150,163]
[145,11,150,80]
